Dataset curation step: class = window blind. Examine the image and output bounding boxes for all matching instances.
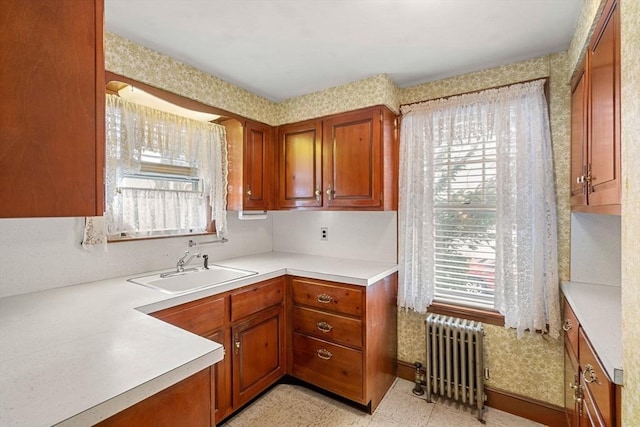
[432,126,496,309]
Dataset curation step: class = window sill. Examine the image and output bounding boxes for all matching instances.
[427,301,505,327]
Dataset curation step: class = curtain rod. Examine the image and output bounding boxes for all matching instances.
[399,77,549,109]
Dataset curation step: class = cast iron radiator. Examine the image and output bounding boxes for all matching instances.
[425,314,485,421]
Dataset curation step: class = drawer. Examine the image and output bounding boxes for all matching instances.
[292,306,363,349]
[292,333,364,402]
[563,299,579,357]
[231,277,285,322]
[152,295,225,335]
[579,328,614,427]
[291,277,363,317]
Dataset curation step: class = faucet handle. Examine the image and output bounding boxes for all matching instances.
[203,254,209,270]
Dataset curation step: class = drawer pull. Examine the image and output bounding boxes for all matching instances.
[316,321,333,333]
[317,293,333,304]
[316,348,333,360]
[582,364,597,384]
[562,319,572,332]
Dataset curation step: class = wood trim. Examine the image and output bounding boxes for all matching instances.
[397,360,566,426]
[427,302,505,327]
[105,71,267,125]
[484,387,566,427]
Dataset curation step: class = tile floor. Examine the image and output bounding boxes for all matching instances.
[219,378,546,427]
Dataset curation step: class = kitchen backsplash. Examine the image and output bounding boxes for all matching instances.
[272,211,397,263]
[0,213,272,298]
[570,213,622,286]
[0,210,395,298]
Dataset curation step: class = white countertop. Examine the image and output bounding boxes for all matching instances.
[561,281,623,385]
[0,251,397,427]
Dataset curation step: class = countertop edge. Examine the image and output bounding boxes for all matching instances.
[57,346,224,427]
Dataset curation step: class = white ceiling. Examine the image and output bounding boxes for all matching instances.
[105,0,582,102]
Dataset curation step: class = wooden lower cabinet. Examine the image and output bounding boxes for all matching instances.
[116,273,396,424]
[288,273,398,412]
[563,299,620,427]
[150,277,285,425]
[96,368,212,427]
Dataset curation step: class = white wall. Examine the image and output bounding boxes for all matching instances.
[0,210,397,298]
[570,212,621,286]
[272,211,397,263]
[0,212,273,298]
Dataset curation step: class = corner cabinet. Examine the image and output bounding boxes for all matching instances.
[150,277,285,425]
[570,0,621,215]
[288,273,398,412]
[226,119,274,211]
[0,0,105,218]
[277,106,398,210]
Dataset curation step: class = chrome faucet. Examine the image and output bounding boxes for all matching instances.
[176,250,201,272]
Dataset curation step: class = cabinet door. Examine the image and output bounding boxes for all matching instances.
[277,120,323,208]
[570,66,588,209]
[587,0,620,208]
[0,0,104,218]
[323,108,382,208]
[243,120,272,210]
[226,119,273,211]
[232,305,285,408]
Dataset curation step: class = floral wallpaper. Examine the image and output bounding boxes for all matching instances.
[104,32,277,125]
[620,0,640,423]
[274,74,399,125]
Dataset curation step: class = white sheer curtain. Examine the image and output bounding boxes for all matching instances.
[104,94,228,237]
[399,79,561,338]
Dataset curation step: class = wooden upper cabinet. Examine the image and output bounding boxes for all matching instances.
[323,108,382,208]
[277,120,323,208]
[226,119,274,211]
[0,0,104,218]
[571,0,620,215]
[587,0,620,211]
[570,63,588,209]
[277,106,398,210]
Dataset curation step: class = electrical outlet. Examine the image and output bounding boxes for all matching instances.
[320,227,328,241]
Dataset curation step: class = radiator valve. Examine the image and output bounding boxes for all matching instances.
[412,361,424,396]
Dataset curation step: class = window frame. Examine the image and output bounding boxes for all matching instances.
[105,72,242,243]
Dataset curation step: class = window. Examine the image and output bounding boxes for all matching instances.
[104,87,228,240]
[432,118,496,309]
[398,79,561,338]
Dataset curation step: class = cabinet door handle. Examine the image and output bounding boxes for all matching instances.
[315,186,321,202]
[562,319,572,332]
[317,293,333,304]
[316,348,333,360]
[316,321,333,333]
[582,364,597,384]
[326,185,334,201]
[234,334,240,355]
[246,186,252,196]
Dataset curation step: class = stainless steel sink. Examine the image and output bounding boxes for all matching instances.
[128,265,257,294]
